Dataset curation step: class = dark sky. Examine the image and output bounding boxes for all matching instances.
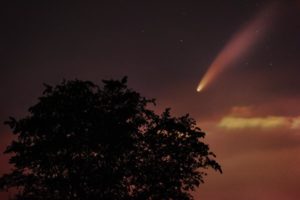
[1,1,300,199]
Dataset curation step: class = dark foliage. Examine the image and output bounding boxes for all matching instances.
[0,77,221,200]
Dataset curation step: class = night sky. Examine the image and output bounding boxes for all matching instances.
[1,0,300,199]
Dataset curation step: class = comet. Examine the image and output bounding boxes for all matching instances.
[196,3,278,92]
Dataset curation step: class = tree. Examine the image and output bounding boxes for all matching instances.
[0,77,221,200]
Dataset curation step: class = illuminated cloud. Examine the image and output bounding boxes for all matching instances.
[218,115,300,130]
[291,117,300,129]
[218,116,288,129]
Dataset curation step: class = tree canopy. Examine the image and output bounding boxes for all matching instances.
[0,77,221,200]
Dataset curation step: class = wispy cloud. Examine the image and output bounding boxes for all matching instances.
[218,116,288,129]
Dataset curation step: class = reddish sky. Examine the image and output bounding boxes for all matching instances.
[1,0,300,199]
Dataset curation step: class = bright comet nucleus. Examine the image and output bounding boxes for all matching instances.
[196,84,203,92]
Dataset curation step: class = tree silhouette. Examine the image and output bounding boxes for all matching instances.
[0,77,221,200]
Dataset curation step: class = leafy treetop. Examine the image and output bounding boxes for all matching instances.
[0,77,221,200]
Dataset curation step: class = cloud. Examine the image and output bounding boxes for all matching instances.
[213,105,300,130]
[291,117,300,129]
[218,116,291,129]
